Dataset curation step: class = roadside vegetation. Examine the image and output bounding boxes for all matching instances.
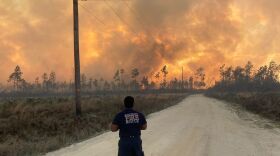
[0,93,187,156]
[208,92,280,121]
[207,61,280,122]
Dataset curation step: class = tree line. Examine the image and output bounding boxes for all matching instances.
[210,61,280,92]
[3,65,207,94]
[4,61,280,95]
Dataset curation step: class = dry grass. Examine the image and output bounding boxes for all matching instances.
[0,93,187,156]
[206,92,280,122]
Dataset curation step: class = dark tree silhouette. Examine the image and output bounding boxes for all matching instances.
[49,71,56,90]
[233,66,245,82]
[245,61,253,82]
[169,78,180,89]
[160,65,168,89]
[8,65,23,91]
[130,68,140,90]
[93,79,99,90]
[88,78,93,90]
[81,73,87,89]
[141,76,149,89]
[131,68,139,80]
[103,80,111,91]
[42,73,48,91]
[194,67,206,89]
[120,69,124,81]
[155,72,160,84]
[34,77,40,89]
[211,61,280,92]
[120,69,125,90]
[113,69,121,90]
[189,76,194,90]
[113,70,120,82]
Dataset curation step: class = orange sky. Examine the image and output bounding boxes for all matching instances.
[0,0,280,85]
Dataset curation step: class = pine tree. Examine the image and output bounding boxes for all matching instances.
[49,72,56,89]
[8,65,23,91]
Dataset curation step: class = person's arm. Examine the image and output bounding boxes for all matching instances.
[141,123,147,130]
[111,123,119,132]
[140,113,147,130]
[111,114,120,132]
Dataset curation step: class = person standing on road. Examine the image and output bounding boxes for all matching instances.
[111,96,147,156]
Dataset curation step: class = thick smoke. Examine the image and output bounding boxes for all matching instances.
[0,0,279,83]
[84,0,241,81]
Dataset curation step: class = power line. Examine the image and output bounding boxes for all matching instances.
[79,0,132,2]
[80,0,147,29]
[79,3,107,26]
[78,0,150,52]
[122,1,155,38]
[80,0,149,37]
[79,2,136,41]
[78,2,136,48]
[103,0,138,35]
[122,1,148,30]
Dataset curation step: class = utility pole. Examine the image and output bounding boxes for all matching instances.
[73,0,82,116]
[182,67,184,89]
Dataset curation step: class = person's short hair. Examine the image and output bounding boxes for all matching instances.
[124,96,134,108]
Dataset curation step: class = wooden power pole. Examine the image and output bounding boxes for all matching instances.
[73,0,82,116]
[182,67,184,89]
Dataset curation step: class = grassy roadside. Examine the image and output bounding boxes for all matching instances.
[206,92,280,122]
[0,93,188,156]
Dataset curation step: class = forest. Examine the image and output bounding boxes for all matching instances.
[1,65,207,97]
[210,61,280,92]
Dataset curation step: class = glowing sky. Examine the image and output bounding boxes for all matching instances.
[0,0,280,84]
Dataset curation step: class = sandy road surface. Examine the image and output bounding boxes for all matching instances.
[47,95,280,156]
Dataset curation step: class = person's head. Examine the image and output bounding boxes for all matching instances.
[124,96,134,108]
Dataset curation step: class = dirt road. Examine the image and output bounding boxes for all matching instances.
[47,95,280,156]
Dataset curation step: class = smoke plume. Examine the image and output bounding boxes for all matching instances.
[0,0,279,84]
